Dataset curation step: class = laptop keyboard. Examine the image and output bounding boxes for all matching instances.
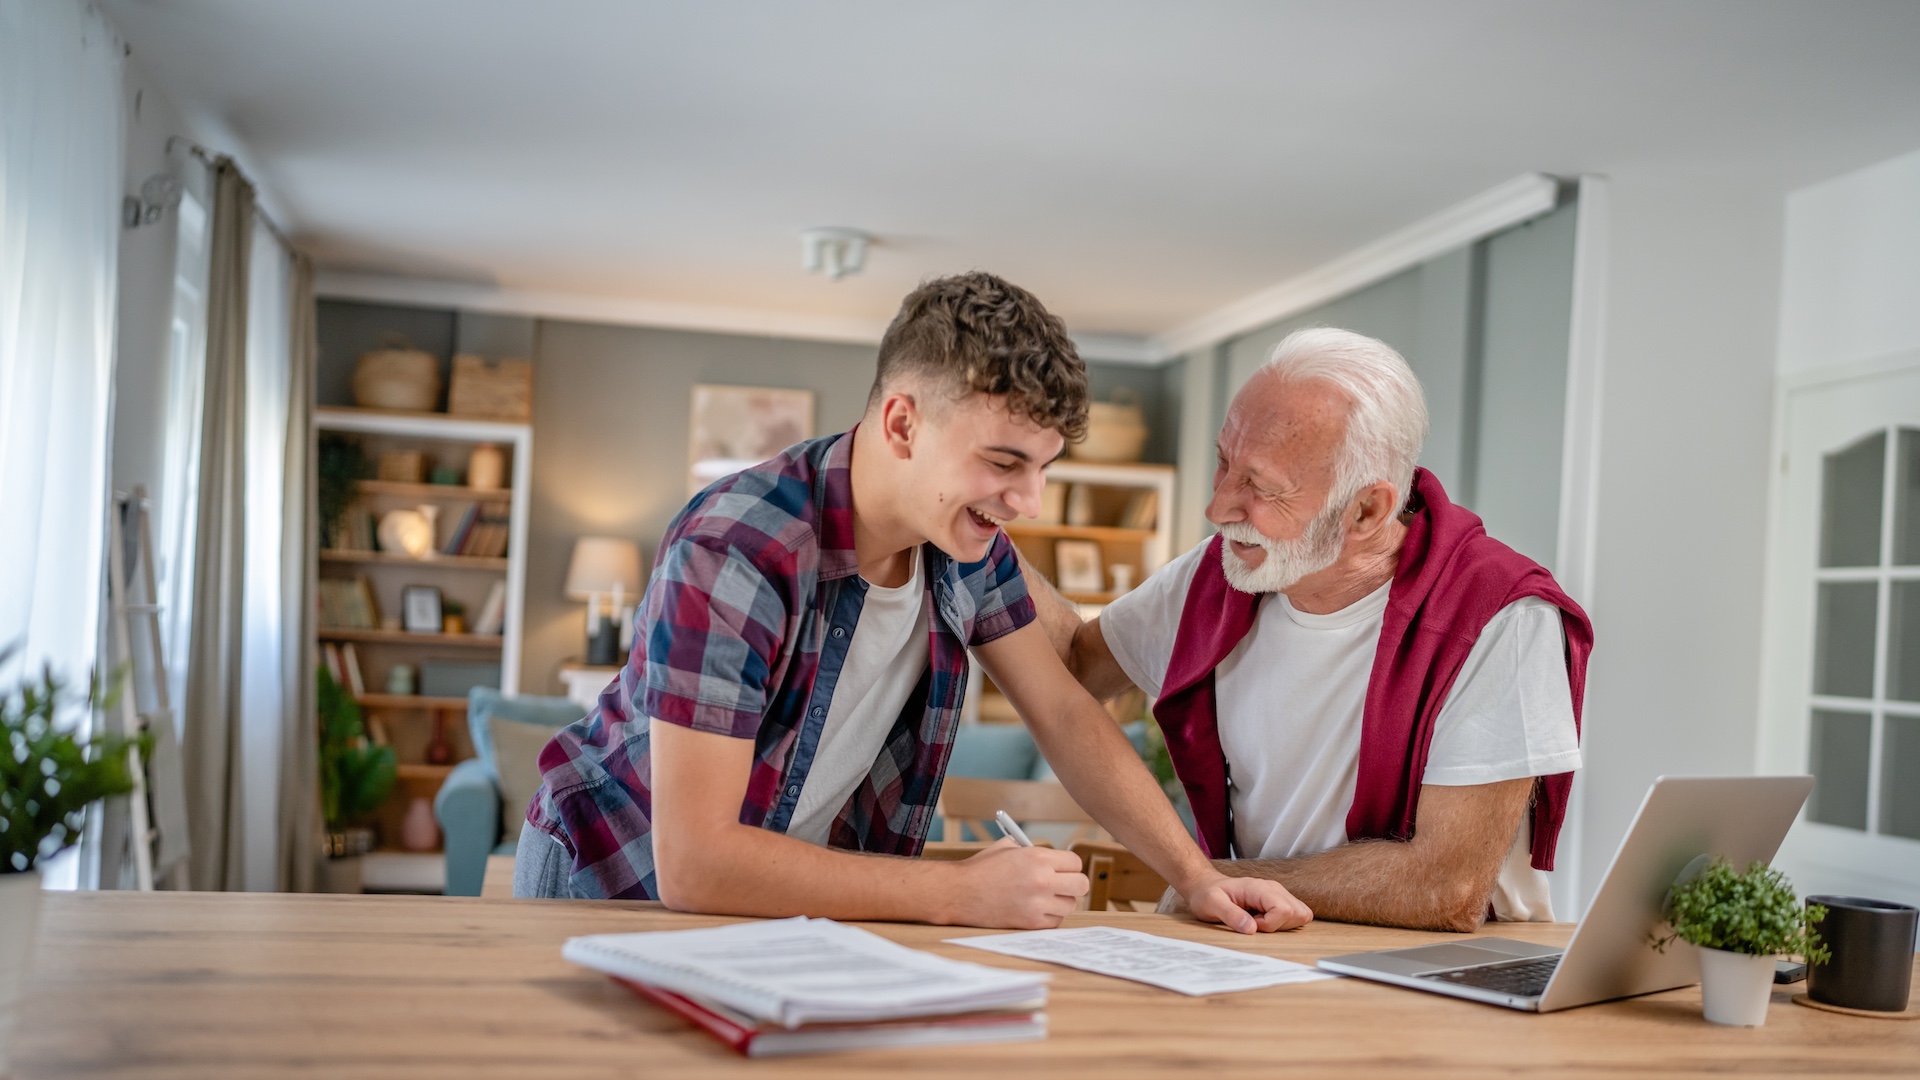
[1417,955,1561,997]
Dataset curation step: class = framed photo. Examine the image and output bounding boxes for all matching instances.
[688,384,815,495]
[401,585,444,634]
[1054,540,1104,594]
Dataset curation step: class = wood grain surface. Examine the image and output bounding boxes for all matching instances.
[14,892,1919,1079]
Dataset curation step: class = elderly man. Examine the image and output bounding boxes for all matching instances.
[1029,327,1592,932]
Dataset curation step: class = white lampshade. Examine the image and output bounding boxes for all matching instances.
[565,536,643,601]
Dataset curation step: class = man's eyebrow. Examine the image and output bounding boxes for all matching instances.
[985,444,1034,463]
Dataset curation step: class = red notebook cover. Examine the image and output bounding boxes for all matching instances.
[611,977,1045,1057]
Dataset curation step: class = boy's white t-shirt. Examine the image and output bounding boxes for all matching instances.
[786,558,930,845]
[1099,541,1582,920]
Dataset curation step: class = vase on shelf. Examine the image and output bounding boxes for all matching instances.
[425,712,454,765]
[400,797,439,852]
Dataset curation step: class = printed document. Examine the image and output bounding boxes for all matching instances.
[564,917,1048,1027]
[948,926,1335,996]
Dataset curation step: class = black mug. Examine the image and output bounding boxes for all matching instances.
[1806,895,1917,1012]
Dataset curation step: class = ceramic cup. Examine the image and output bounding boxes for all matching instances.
[1806,895,1918,1012]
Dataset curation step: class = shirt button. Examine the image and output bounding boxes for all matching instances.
[831,626,846,638]
[811,705,825,717]
[786,785,799,797]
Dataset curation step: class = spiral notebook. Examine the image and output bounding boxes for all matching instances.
[562,917,1050,1030]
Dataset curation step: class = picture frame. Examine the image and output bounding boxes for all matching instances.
[687,384,816,495]
[1054,540,1104,594]
[401,585,444,634]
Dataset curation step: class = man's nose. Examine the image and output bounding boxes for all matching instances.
[1206,481,1244,527]
[1006,469,1044,519]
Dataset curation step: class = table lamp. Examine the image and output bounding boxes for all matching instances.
[565,536,643,665]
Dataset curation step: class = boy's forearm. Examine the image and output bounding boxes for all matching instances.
[656,823,959,923]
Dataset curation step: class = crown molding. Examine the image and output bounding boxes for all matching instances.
[1151,173,1563,356]
[313,271,894,346]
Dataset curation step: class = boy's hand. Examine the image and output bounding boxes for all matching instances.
[1177,872,1313,933]
[944,838,1090,929]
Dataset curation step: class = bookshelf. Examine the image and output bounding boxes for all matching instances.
[313,406,532,883]
[975,460,1176,726]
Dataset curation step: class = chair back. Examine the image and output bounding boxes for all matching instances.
[937,776,1100,845]
[1070,840,1170,912]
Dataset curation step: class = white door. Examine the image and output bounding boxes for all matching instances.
[1761,355,1920,906]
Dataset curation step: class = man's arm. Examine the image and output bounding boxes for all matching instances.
[972,622,1311,933]
[1013,553,1137,702]
[1162,779,1533,933]
[649,718,1090,928]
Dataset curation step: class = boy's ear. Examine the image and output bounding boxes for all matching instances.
[878,389,919,460]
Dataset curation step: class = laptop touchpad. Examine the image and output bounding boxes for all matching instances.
[1388,943,1525,969]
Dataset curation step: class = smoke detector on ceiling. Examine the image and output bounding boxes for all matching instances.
[800,228,871,281]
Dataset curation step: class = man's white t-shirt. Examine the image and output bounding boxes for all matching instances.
[786,558,931,844]
[1099,542,1581,920]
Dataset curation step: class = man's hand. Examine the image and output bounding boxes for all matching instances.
[1178,872,1313,933]
[944,838,1090,929]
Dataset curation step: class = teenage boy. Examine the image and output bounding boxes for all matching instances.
[516,272,1310,933]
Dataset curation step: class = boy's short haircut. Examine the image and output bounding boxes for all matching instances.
[868,272,1089,442]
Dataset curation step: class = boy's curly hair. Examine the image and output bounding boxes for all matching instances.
[868,272,1088,442]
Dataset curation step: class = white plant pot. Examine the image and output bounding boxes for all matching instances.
[0,870,44,1075]
[1698,947,1776,1026]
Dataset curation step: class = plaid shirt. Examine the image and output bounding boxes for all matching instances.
[526,431,1035,899]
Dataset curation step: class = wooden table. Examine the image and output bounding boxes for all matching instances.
[15,892,1919,1078]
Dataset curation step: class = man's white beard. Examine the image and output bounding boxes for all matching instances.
[1216,506,1347,594]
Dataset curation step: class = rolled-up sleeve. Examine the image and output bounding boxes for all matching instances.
[641,535,789,738]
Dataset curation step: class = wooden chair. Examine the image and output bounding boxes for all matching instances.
[936,776,1103,846]
[1070,840,1170,912]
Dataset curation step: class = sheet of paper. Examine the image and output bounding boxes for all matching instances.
[565,917,1049,1026]
[947,926,1336,996]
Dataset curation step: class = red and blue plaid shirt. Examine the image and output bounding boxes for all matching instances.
[526,431,1035,899]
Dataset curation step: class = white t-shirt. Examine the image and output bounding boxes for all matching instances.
[1100,541,1581,920]
[786,557,931,844]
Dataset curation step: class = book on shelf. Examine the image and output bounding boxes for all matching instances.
[472,580,507,637]
[321,643,345,685]
[340,642,366,696]
[563,917,1048,1057]
[1118,489,1159,530]
[443,502,481,556]
[317,576,381,629]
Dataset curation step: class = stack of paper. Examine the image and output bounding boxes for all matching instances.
[950,926,1335,996]
[564,917,1049,1056]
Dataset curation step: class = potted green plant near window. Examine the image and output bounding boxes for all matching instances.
[0,663,144,1073]
[1652,857,1829,1026]
[317,666,395,890]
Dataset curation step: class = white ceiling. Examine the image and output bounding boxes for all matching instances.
[104,1,1920,343]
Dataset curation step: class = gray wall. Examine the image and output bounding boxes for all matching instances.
[1191,200,1579,572]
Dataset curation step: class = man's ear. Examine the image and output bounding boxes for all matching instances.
[877,389,919,460]
[1349,480,1400,536]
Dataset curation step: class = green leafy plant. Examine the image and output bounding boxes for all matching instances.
[317,665,396,828]
[1,662,146,874]
[317,433,368,548]
[1652,857,1831,962]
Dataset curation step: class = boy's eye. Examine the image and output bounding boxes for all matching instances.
[987,457,1018,471]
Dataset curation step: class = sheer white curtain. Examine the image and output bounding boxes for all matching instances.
[239,218,292,891]
[0,0,124,686]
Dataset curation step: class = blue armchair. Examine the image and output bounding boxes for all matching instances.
[434,688,585,896]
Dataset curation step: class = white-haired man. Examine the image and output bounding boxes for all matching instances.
[1029,327,1593,932]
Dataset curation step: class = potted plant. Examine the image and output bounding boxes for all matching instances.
[1652,857,1829,1026]
[317,666,396,889]
[0,663,143,1072]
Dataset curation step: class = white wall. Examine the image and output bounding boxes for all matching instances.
[1778,148,1920,375]
[1572,172,1786,910]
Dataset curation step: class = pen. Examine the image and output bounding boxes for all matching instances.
[994,810,1034,847]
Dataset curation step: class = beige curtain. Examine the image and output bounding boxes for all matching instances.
[276,254,321,892]
[182,158,253,892]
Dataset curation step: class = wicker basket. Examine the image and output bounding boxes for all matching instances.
[448,354,532,421]
[1069,388,1148,462]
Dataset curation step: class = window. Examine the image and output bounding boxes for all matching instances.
[1809,428,1920,841]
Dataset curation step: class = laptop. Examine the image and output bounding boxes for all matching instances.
[1316,775,1814,1012]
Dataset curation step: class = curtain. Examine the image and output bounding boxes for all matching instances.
[277,255,320,892]
[181,158,252,892]
[237,217,291,891]
[0,0,123,695]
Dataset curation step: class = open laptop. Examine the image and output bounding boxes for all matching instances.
[1316,775,1815,1012]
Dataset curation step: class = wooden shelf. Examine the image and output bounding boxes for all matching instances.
[355,694,468,711]
[318,628,504,648]
[1061,590,1124,605]
[320,550,509,570]
[355,479,511,501]
[395,763,456,781]
[1004,522,1156,542]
